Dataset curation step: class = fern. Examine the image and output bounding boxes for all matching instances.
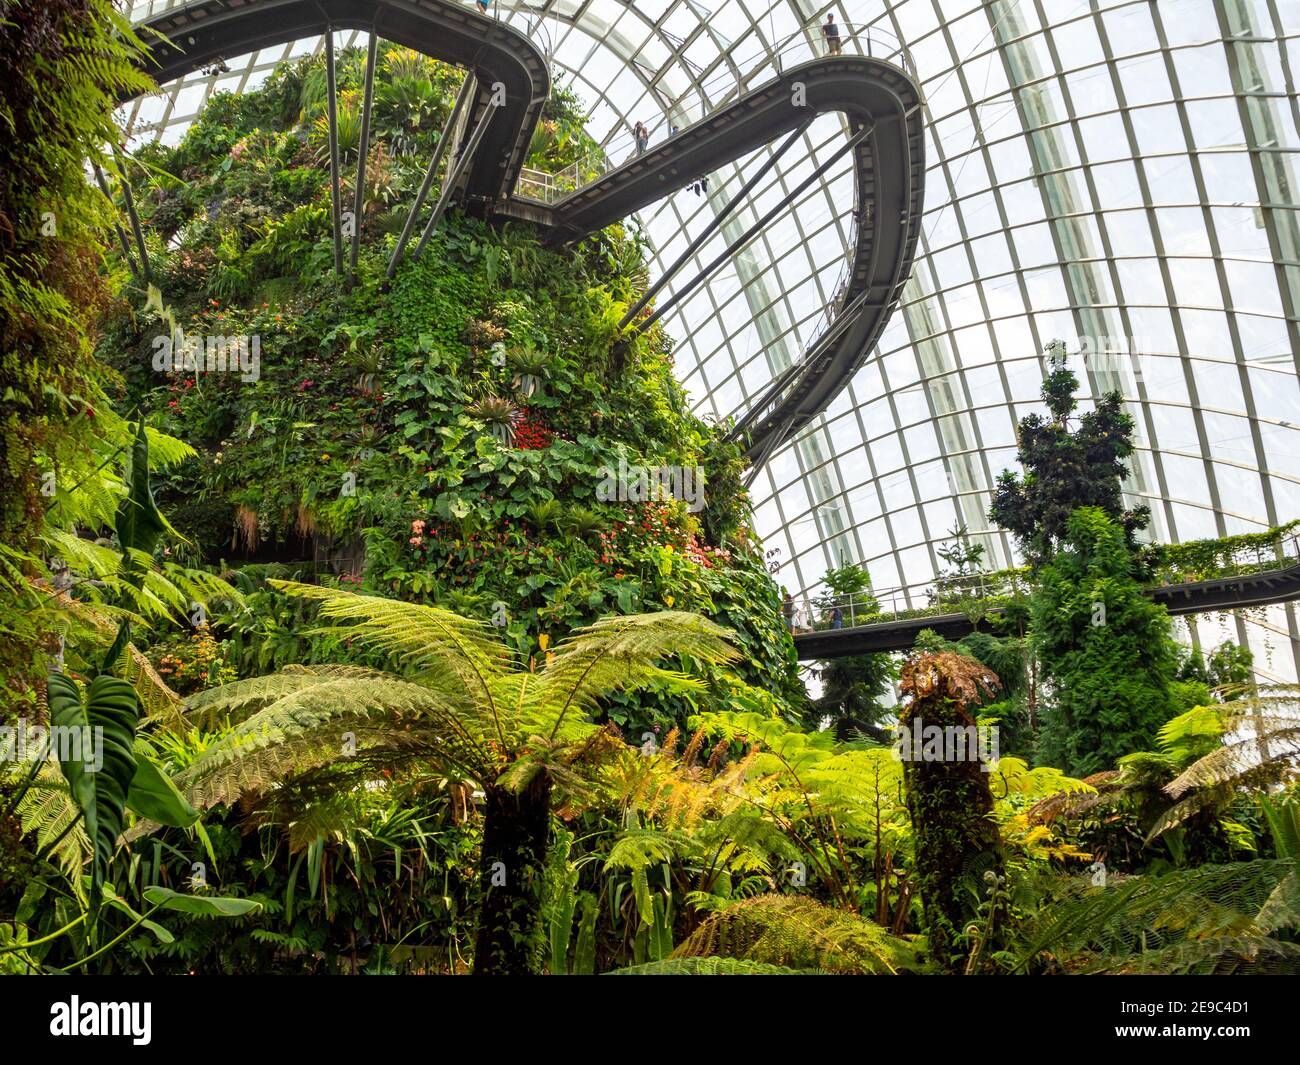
[177,586,739,825]
[672,895,918,974]
[12,762,91,881]
[607,956,817,975]
[1016,858,1300,974]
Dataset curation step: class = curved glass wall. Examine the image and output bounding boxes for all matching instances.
[127,0,1300,679]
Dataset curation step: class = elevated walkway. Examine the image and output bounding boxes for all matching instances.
[792,556,1300,660]
[128,0,925,468]
[131,0,549,204]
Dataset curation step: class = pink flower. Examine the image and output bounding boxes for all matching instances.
[411,519,426,534]
[408,536,423,546]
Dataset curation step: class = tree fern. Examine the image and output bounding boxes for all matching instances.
[173,581,741,974]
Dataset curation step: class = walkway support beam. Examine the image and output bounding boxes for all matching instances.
[324,26,344,277]
[411,99,497,262]
[348,30,379,288]
[386,74,476,280]
[635,124,874,336]
[618,123,809,331]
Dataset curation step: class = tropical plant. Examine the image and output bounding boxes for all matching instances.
[897,651,1003,970]
[1013,857,1300,974]
[668,894,918,974]
[1033,508,1180,776]
[174,581,740,973]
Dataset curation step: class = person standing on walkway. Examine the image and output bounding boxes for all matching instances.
[476,0,490,14]
[634,121,649,155]
[823,14,842,55]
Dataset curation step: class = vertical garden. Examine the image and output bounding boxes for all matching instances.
[1,0,1298,980]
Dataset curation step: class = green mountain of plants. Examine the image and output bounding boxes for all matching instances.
[97,42,805,738]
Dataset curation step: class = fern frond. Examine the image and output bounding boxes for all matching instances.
[14,763,91,879]
[123,643,185,731]
[536,612,739,735]
[606,957,818,975]
[179,674,482,806]
[1017,858,1300,973]
[672,895,918,974]
[271,579,513,714]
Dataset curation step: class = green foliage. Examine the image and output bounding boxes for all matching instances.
[1033,508,1180,776]
[46,674,140,901]
[0,0,152,706]
[1015,858,1300,974]
[607,956,816,975]
[897,652,1003,970]
[671,895,918,974]
[1151,520,1300,582]
[178,581,739,973]
[989,349,1149,566]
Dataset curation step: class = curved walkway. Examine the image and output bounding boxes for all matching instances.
[129,0,924,467]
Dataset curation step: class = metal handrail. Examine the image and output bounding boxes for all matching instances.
[514,21,914,201]
[784,533,1300,633]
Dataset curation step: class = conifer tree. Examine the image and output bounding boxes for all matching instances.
[1033,508,1178,776]
[989,342,1149,566]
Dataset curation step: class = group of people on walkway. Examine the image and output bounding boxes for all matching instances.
[782,591,845,633]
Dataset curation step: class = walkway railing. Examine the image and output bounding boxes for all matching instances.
[784,567,1032,633]
[513,21,914,203]
[786,527,1300,635]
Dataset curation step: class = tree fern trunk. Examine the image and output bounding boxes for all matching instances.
[899,656,1003,973]
[472,775,551,975]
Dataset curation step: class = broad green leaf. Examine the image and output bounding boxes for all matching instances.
[142,886,262,917]
[127,757,200,828]
[114,419,168,560]
[48,673,140,900]
[103,886,175,944]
